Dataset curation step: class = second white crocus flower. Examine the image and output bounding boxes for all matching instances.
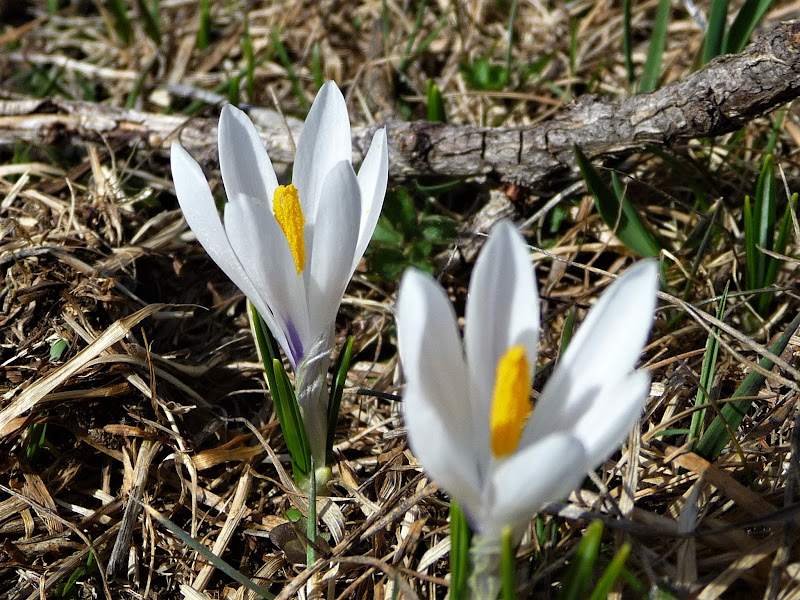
[397,221,657,583]
[171,82,389,467]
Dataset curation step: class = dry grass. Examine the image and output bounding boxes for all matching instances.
[3,1,800,598]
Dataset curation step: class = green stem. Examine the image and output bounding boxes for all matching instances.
[306,455,317,568]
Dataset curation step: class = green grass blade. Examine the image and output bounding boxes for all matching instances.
[449,500,473,600]
[702,0,730,64]
[723,0,774,54]
[135,0,161,45]
[638,0,671,93]
[689,283,728,447]
[273,360,311,478]
[753,154,776,308]
[588,543,631,600]
[743,195,756,291]
[399,0,428,72]
[764,107,786,156]
[242,17,255,104]
[142,503,275,598]
[105,0,132,46]
[228,74,241,105]
[426,79,446,122]
[125,57,155,109]
[622,0,634,85]
[575,146,661,257]
[559,306,577,355]
[250,303,280,408]
[196,0,211,50]
[559,520,603,600]
[759,192,795,314]
[249,304,311,479]
[326,336,353,465]
[695,310,800,460]
[272,27,309,111]
[311,42,324,92]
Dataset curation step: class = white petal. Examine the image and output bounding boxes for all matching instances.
[481,433,587,537]
[403,381,483,515]
[218,104,279,205]
[396,269,478,475]
[223,192,311,368]
[571,370,650,463]
[293,81,352,225]
[170,142,288,351]
[464,221,540,431]
[306,161,361,340]
[524,260,657,442]
[351,127,389,277]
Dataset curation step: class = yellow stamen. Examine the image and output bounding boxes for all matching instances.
[489,345,532,458]
[272,184,306,274]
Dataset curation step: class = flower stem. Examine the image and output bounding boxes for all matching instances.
[306,455,317,568]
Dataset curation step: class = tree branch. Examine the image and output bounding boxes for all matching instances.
[1,20,799,190]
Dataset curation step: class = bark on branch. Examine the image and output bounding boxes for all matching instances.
[1,20,799,191]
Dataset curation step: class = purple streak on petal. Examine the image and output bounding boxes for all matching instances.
[285,319,305,368]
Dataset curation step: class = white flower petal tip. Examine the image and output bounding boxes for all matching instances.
[396,222,658,541]
[352,126,389,276]
[172,82,387,467]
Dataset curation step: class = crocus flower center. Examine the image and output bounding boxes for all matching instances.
[489,345,532,458]
[273,184,306,274]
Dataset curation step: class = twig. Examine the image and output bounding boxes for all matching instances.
[1,21,799,190]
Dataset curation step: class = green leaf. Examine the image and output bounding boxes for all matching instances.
[326,336,354,465]
[25,421,48,462]
[311,42,324,92]
[622,0,634,84]
[371,217,404,247]
[143,503,275,599]
[701,0,730,64]
[753,155,776,285]
[559,520,604,600]
[743,195,756,292]
[399,0,434,73]
[723,0,774,54]
[575,146,661,257]
[135,0,161,45]
[759,193,794,314]
[449,500,473,600]
[588,542,631,600]
[689,283,728,447]
[638,0,671,93]
[426,79,446,122]
[419,215,456,244]
[272,28,309,111]
[105,0,132,45]
[695,310,800,460]
[560,306,577,355]
[500,526,517,600]
[242,17,256,104]
[461,58,509,91]
[366,247,408,279]
[196,0,211,50]
[49,339,68,362]
[249,304,311,479]
[273,359,312,478]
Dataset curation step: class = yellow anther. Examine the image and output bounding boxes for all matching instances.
[272,184,306,274]
[489,345,532,458]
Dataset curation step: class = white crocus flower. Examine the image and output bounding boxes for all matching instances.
[170,82,389,466]
[397,221,656,594]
